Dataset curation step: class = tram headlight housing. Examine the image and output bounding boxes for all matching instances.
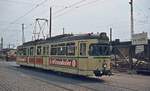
[103,63,107,68]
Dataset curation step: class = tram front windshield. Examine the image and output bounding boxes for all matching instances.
[89,44,110,56]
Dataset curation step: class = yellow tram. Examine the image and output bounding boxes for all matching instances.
[16,32,111,77]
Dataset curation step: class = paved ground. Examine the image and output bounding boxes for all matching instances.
[0,61,150,91]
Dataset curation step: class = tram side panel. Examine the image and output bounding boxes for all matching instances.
[48,56,78,74]
[16,38,111,77]
[16,47,29,66]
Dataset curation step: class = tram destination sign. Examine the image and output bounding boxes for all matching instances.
[132,32,148,45]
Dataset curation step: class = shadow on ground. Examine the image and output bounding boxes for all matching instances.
[12,65,106,84]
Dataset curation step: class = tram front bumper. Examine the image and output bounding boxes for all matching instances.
[93,69,112,76]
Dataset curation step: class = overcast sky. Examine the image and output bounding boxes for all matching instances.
[0,0,150,48]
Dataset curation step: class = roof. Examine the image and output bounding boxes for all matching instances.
[20,32,109,47]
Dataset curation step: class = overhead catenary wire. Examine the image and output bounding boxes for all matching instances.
[75,0,100,8]
[4,0,101,27]
[53,0,87,15]
[10,0,48,24]
[1,0,48,35]
[134,6,149,24]
[53,0,103,18]
[0,0,34,5]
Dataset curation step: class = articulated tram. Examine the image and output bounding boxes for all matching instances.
[16,32,111,77]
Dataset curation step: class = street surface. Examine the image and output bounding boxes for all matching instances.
[0,61,150,91]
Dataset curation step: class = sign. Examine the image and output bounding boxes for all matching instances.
[132,32,148,45]
[135,45,144,54]
[49,58,77,67]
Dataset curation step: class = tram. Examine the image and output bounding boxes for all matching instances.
[16,32,111,77]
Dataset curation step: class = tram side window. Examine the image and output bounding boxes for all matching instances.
[37,46,42,55]
[46,46,49,55]
[43,46,49,55]
[51,47,57,55]
[30,47,34,56]
[80,43,86,56]
[17,49,23,56]
[23,48,26,56]
[43,46,46,55]
[27,48,30,56]
[67,43,75,56]
[58,47,66,55]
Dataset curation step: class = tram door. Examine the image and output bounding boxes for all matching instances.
[78,41,88,73]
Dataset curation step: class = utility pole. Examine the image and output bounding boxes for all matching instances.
[129,0,134,39]
[63,27,65,35]
[0,37,3,49]
[109,27,113,66]
[110,28,112,42]
[22,24,25,44]
[49,7,52,38]
[129,0,134,70]
[8,44,10,49]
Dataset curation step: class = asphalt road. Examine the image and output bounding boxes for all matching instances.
[0,61,150,91]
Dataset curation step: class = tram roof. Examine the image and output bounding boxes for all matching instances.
[21,33,109,46]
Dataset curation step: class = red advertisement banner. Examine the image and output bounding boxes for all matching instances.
[49,58,77,67]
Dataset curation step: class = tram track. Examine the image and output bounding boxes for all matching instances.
[102,82,138,91]
[0,61,150,91]
[8,66,100,91]
[0,69,13,91]
[28,74,102,91]
[5,64,100,91]
[2,65,73,91]
[7,64,139,91]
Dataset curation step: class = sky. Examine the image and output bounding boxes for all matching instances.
[0,0,150,48]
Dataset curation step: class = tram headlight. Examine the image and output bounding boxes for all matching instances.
[100,71,103,74]
[103,63,107,68]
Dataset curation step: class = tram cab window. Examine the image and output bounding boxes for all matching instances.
[37,46,42,55]
[89,44,110,56]
[80,43,86,56]
[30,47,34,56]
[67,43,75,56]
